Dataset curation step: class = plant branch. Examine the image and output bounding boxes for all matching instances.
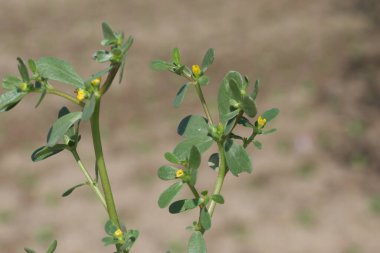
[90,96,120,226]
[208,142,227,217]
[99,63,121,95]
[70,149,107,209]
[31,88,84,106]
[194,82,214,125]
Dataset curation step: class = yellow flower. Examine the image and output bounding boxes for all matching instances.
[257,116,267,129]
[76,89,87,101]
[91,77,101,87]
[192,65,201,78]
[19,82,28,91]
[114,228,123,238]
[176,169,184,178]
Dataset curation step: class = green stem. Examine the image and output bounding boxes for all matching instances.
[244,131,257,148]
[187,183,200,199]
[208,142,227,217]
[194,82,214,125]
[90,95,121,227]
[71,149,107,209]
[30,88,83,106]
[100,63,121,95]
[46,88,83,106]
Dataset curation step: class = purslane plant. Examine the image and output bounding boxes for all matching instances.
[152,48,279,252]
[1,23,278,253]
[0,23,137,253]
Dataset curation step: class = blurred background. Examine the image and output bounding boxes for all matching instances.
[0,0,379,252]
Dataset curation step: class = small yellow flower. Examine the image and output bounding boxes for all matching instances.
[19,82,28,91]
[91,77,101,87]
[114,228,123,238]
[192,65,201,78]
[176,169,184,178]
[257,116,267,129]
[76,89,87,101]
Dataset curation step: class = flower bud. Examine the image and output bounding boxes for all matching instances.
[19,82,29,91]
[91,77,101,87]
[76,89,87,101]
[176,169,184,178]
[257,116,267,129]
[192,65,201,78]
[114,228,123,238]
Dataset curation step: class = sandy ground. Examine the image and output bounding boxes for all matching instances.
[0,0,379,252]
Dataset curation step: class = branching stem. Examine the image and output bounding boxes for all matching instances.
[71,149,107,209]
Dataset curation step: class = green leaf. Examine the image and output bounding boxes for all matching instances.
[17,57,30,82]
[201,48,215,72]
[238,117,254,128]
[122,35,134,53]
[172,48,181,65]
[93,50,113,63]
[252,79,260,100]
[119,56,127,84]
[252,140,262,149]
[188,146,201,170]
[221,109,240,124]
[0,89,27,112]
[102,236,116,246]
[28,59,37,74]
[104,220,118,236]
[197,76,209,86]
[36,57,84,88]
[200,207,211,230]
[88,67,112,84]
[169,198,202,214]
[58,106,70,118]
[173,83,189,108]
[208,153,219,171]
[177,115,209,137]
[31,145,66,162]
[261,108,279,122]
[262,128,277,135]
[120,229,139,251]
[183,66,192,78]
[211,194,224,204]
[102,22,117,41]
[224,139,252,176]
[189,146,201,185]
[242,95,257,117]
[228,79,242,102]
[218,71,245,120]
[47,112,82,147]
[35,88,47,108]
[82,93,96,121]
[164,152,181,164]
[24,248,37,253]
[62,183,86,197]
[173,136,213,160]
[158,181,184,208]
[173,64,185,75]
[188,231,206,253]
[111,48,122,56]
[151,60,171,71]
[157,166,177,180]
[2,75,22,90]
[224,117,237,135]
[46,240,57,253]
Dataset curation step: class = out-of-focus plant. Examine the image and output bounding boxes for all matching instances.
[0,23,136,253]
[152,48,279,252]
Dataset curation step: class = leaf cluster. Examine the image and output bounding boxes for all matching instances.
[102,220,139,252]
[152,48,279,252]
